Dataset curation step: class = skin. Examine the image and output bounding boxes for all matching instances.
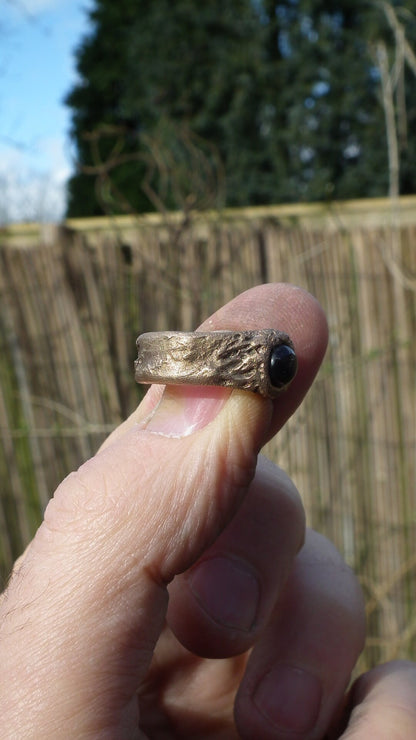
[0,283,415,739]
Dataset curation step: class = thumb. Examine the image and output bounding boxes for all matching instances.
[1,390,271,735]
[0,284,327,738]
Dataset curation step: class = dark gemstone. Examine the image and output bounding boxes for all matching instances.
[269,344,297,389]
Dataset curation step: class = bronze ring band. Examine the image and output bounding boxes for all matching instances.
[134,329,297,399]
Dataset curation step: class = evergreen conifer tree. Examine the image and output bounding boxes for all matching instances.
[66,1,416,216]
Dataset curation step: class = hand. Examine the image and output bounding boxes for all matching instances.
[1,283,415,739]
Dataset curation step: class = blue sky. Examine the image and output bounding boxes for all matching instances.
[1,0,91,222]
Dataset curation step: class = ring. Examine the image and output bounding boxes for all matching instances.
[134,329,297,399]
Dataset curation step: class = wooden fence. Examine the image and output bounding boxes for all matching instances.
[1,196,416,669]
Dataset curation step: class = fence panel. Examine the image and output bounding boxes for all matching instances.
[1,200,416,667]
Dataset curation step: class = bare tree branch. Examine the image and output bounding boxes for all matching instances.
[377,0,416,76]
[375,40,400,199]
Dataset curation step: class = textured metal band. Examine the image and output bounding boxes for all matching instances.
[134,329,296,399]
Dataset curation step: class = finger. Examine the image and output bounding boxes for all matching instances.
[167,455,306,657]
[235,530,365,739]
[6,283,326,585]
[203,282,328,442]
[0,284,327,738]
[102,282,328,447]
[339,661,416,738]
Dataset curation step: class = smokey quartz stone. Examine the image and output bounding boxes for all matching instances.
[269,343,298,389]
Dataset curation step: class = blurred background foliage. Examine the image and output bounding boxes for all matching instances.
[65,0,416,217]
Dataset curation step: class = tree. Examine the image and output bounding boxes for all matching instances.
[66,0,273,216]
[66,1,148,216]
[66,0,416,217]
[260,1,416,202]
[371,1,416,199]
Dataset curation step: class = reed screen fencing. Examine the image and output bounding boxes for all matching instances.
[1,198,416,668]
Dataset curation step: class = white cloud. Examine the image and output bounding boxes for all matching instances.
[0,136,71,223]
[38,135,72,182]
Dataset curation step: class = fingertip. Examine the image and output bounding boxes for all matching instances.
[203,283,328,351]
[234,530,365,739]
[343,661,416,738]
[201,283,328,435]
